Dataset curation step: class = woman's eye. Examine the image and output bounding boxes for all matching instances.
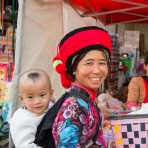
[98,61,107,65]
[84,61,93,65]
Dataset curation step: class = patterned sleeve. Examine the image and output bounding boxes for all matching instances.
[95,112,107,148]
[52,97,82,148]
[52,96,102,147]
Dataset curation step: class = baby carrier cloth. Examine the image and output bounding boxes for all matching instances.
[34,87,101,148]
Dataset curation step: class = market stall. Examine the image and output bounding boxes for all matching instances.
[0,0,17,147]
[3,0,148,148]
[66,0,148,25]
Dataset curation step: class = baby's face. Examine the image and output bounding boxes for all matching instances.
[20,76,53,115]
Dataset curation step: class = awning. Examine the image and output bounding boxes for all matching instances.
[66,0,148,25]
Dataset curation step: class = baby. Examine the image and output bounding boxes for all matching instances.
[9,69,54,148]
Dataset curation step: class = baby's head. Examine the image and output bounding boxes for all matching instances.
[18,69,53,115]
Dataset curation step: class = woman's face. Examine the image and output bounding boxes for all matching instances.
[75,50,108,91]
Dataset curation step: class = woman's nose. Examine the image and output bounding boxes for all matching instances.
[92,64,101,73]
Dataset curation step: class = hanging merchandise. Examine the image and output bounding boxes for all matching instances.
[119,53,132,79]
[0,0,17,81]
[108,34,120,91]
[118,30,140,88]
[0,64,8,81]
[124,31,140,51]
[136,58,145,75]
[0,0,4,31]
[123,30,140,76]
[0,0,18,145]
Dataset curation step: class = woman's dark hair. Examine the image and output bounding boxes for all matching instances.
[144,52,148,65]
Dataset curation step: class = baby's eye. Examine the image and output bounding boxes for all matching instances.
[27,96,33,99]
[40,93,46,97]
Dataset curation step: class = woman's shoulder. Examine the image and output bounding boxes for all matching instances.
[63,95,87,103]
[130,76,143,82]
[61,95,90,111]
[62,96,76,105]
[128,76,144,90]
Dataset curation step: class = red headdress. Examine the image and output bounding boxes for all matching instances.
[53,26,112,88]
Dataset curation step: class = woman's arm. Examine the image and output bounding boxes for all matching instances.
[52,96,106,147]
[126,77,142,109]
[52,97,81,147]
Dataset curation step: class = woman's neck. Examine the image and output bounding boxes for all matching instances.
[72,81,97,103]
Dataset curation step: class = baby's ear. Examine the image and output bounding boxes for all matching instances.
[50,89,54,96]
[18,94,23,101]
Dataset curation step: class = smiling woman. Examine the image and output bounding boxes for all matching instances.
[35,26,112,148]
[75,50,108,92]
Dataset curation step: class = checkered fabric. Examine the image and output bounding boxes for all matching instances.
[110,115,148,148]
